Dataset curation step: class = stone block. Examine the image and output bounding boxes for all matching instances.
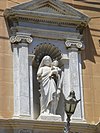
[38,114,62,122]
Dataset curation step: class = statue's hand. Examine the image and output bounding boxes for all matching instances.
[51,70,58,77]
[56,89,61,100]
[37,76,42,81]
[49,73,52,78]
[57,89,61,95]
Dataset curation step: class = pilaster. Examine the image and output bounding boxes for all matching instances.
[65,40,85,120]
[10,33,33,119]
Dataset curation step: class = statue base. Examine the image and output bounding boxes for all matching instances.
[37,113,62,122]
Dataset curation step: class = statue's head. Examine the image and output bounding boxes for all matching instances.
[52,60,59,67]
[39,55,52,67]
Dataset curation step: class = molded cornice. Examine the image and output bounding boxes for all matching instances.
[0,119,99,133]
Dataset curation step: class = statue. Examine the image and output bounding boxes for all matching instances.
[37,56,62,115]
[51,60,61,89]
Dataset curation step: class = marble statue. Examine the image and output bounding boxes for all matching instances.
[37,56,62,115]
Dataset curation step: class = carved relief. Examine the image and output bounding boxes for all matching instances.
[10,34,33,44]
[34,43,62,66]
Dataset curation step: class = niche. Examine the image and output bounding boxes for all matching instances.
[32,43,62,119]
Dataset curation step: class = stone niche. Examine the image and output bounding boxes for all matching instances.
[4,0,90,122]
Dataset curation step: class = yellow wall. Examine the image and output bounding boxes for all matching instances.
[63,0,100,123]
[0,0,100,123]
[0,0,13,118]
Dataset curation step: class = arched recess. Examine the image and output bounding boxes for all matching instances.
[32,43,62,119]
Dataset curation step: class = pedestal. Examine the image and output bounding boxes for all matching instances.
[38,114,62,122]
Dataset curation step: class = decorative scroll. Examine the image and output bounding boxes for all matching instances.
[65,40,85,50]
[10,34,33,44]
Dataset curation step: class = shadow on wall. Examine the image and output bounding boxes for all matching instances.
[81,26,97,69]
[74,0,100,6]
[81,24,100,70]
[63,0,100,12]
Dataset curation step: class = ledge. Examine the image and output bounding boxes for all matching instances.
[0,119,99,133]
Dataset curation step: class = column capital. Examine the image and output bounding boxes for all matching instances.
[10,33,33,44]
[65,40,85,51]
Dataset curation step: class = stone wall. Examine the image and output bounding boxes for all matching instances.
[0,0,100,124]
[0,0,13,118]
[63,0,100,123]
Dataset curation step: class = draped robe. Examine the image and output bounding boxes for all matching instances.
[37,66,57,113]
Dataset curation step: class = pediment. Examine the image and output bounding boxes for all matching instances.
[4,0,90,35]
[11,0,89,20]
[29,3,70,15]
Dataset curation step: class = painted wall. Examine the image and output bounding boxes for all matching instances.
[0,0,100,124]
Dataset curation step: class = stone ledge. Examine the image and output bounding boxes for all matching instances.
[0,119,99,133]
[0,119,64,131]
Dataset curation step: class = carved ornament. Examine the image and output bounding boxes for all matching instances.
[65,40,85,50]
[10,34,33,44]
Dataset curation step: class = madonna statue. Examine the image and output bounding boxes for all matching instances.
[37,55,61,115]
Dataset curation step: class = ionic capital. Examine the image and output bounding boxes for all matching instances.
[65,40,85,50]
[10,33,33,44]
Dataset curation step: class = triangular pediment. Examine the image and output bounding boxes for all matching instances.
[29,3,68,15]
[4,0,90,30]
[11,0,89,20]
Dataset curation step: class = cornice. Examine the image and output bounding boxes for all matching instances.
[10,0,90,23]
[0,119,64,131]
[0,119,98,133]
[96,122,100,133]
[10,26,82,40]
[4,9,88,27]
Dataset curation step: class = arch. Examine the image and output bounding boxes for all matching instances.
[33,43,62,66]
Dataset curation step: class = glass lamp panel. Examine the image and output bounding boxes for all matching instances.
[70,103,76,113]
[65,103,70,112]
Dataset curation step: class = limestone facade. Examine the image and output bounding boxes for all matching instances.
[0,0,100,133]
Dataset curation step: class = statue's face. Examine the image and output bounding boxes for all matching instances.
[44,57,52,66]
[53,60,58,67]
